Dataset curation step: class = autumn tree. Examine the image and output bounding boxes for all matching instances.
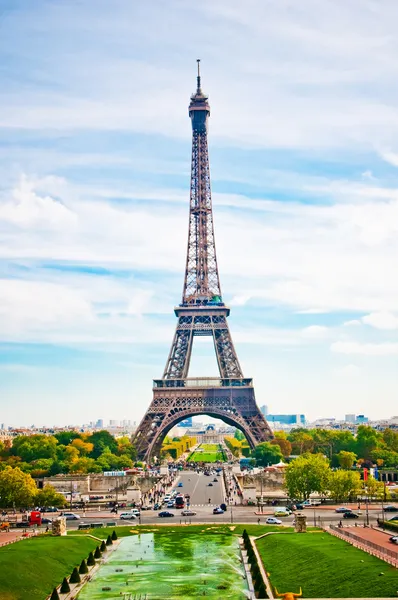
[285,454,330,500]
[0,466,37,507]
[271,437,292,458]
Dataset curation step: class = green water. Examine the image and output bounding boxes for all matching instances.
[78,533,249,599]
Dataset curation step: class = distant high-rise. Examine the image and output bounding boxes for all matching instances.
[356,414,368,424]
[109,419,119,427]
[267,414,306,426]
[345,414,356,424]
[260,405,268,416]
[96,419,104,428]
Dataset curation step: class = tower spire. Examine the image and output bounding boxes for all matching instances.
[196,58,201,92]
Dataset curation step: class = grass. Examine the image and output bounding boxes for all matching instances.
[0,535,99,600]
[187,443,227,463]
[256,531,398,598]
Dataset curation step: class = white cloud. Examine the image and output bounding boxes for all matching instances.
[361,311,398,330]
[331,341,398,356]
[343,320,361,327]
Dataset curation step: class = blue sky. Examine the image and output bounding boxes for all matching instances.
[1,0,398,426]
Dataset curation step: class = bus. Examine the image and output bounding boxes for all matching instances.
[175,495,185,509]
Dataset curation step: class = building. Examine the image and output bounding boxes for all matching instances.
[267,414,306,426]
[109,420,119,427]
[260,405,268,416]
[96,419,104,428]
[356,414,369,424]
[345,414,356,423]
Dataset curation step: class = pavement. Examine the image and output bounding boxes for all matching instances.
[171,470,225,507]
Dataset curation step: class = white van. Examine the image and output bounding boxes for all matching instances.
[119,512,137,520]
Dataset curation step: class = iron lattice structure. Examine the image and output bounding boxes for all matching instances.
[133,62,273,460]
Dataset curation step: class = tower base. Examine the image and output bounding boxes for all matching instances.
[133,379,273,461]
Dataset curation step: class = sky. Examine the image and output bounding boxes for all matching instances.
[1,0,398,427]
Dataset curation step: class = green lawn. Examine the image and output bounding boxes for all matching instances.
[187,443,227,463]
[256,532,398,598]
[0,535,99,600]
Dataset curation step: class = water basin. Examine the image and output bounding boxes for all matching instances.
[78,532,248,599]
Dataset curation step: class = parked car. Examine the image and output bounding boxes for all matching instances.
[181,510,196,516]
[167,501,175,508]
[208,483,213,487]
[384,506,398,512]
[335,507,352,513]
[40,507,59,513]
[154,503,160,510]
[158,511,174,518]
[119,512,137,520]
[389,536,398,544]
[266,517,282,525]
[302,499,321,507]
[213,507,224,514]
[343,512,360,519]
[60,512,80,520]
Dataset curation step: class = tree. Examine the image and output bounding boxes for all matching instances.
[364,476,390,500]
[383,428,398,453]
[69,458,101,474]
[94,546,102,558]
[285,454,330,500]
[71,438,94,456]
[89,431,118,458]
[337,451,357,470]
[0,466,37,508]
[54,431,82,446]
[79,558,89,573]
[234,429,245,441]
[288,430,314,455]
[69,567,81,584]
[356,426,380,460]
[328,470,361,502]
[100,540,107,552]
[50,588,60,600]
[35,484,66,508]
[116,437,137,460]
[271,438,292,458]
[254,442,283,466]
[60,578,70,593]
[12,435,58,462]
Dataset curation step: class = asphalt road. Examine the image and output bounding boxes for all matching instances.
[171,470,225,507]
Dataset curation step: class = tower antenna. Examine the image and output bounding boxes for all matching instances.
[196,58,201,92]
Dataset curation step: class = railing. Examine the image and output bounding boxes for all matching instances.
[153,377,253,388]
[328,524,398,566]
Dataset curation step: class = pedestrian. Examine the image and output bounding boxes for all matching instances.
[257,518,260,525]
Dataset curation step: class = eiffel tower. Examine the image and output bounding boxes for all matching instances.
[133,61,273,460]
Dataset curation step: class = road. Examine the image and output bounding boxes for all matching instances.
[172,470,225,507]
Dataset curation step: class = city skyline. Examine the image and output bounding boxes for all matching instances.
[1,1,398,425]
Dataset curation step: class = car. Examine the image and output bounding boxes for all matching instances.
[220,503,227,512]
[389,536,398,544]
[343,511,359,519]
[40,507,59,513]
[177,482,183,487]
[335,507,352,513]
[302,499,321,507]
[41,517,52,524]
[388,515,398,521]
[167,501,175,508]
[266,517,282,525]
[208,483,213,487]
[154,503,160,510]
[119,512,137,520]
[60,512,80,520]
[274,510,291,517]
[213,478,218,482]
[140,506,151,511]
[181,510,196,516]
[158,511,174,518]
[213,507,224,514]
[384,506,398,512]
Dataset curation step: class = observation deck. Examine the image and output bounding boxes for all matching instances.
[153,377,253,389]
